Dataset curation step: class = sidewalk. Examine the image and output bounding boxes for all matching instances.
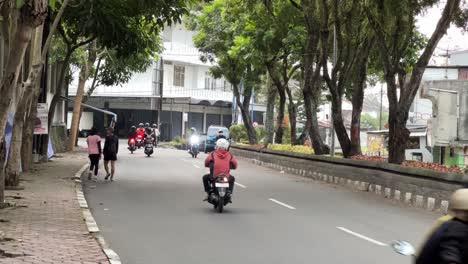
[0,151,109,263]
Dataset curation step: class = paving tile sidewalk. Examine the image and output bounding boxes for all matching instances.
[0,151,109,263]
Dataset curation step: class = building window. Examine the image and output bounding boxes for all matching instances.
[205,72,215,90]
[406,137,420,149]
[173,65,185,87]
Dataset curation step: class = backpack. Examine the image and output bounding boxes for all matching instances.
[209,151,233,177]
[109,136,117,154]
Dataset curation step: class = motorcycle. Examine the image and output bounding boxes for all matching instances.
[128,138,137,154]
[144,137,154,157]
[207,174,231,213]
[136,134,144,149]
[189,135,200,158]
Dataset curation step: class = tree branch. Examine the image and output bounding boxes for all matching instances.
[364,5,393,73]
[287,64,301,80]
[73,35,97,50]
[58,22,72,47]
[289,0,302,11]
[403,0,461,105]
[41,0,71,64]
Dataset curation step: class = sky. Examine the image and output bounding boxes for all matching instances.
[417,4,468,56]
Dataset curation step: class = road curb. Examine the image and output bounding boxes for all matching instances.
[74,164,122,264]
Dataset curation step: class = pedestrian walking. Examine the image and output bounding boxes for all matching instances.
[103,127,119,181]
[86,127,101,181]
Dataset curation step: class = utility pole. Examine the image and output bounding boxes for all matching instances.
[158,58,164,131]
[330,25,337,156]
[379,82,383,130]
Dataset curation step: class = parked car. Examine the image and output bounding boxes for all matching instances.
[205,126,230,153]
[198,134,207,151]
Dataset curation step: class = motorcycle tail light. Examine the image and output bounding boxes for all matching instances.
[130,139,135,143]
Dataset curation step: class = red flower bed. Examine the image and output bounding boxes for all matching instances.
[351,155,462,173]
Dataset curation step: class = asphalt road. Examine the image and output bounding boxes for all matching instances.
[83,142,439,264]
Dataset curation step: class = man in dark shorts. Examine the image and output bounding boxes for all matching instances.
[103,127,119,181]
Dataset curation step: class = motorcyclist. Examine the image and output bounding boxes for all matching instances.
[203,138,237,198]
[144,122,150,131]
[416,188,468,264]
[216,129,227,141]
[144,126,154,144]
[188,127,198,151]
[136,123,145,139]
[127,126,137,145]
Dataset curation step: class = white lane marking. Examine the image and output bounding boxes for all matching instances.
[193,164,201,169]
[269,198,296,210]
[235,182,247,188]
[336,227,388,247]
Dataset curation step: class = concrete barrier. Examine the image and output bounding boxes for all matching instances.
[231,145,468,212]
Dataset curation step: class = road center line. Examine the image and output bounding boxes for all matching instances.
[336,227,388,247]
[235,182,247,188]
[269,198,296,210]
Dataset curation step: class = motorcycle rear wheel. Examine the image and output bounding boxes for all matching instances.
[217,197,224,213]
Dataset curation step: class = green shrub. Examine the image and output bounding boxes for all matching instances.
[170,136,187,148]
[229,124,267,143]
[229,124,247,142]
[256,126,266,143]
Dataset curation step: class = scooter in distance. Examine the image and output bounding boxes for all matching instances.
[189,135,200,158]
[136,134,144,149]
[144,137,154,157]
[128,138,137,154]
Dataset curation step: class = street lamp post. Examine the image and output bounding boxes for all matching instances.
[330,25,337,157]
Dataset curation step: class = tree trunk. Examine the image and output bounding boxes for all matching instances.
[302,19,329,154]
[349,93,363,157]
[74,107,83,147]
[6,24,45,183]
[44,54,72,157]
[5,88,31,187]
[348,54,369,157]
[296,121,310,145]
[303,88,329,154]
[264,74,277,147]
[388,112,410,164]
[68,41,97,151]
[0,21,34,143]
[285,86,298,144]
[331,97,352,157]
[275,90,286,144]
[302,31,329,154]
[232,83,257,145]
[21,88,39,172]
[75,56,101,147]
[0,141,5,207]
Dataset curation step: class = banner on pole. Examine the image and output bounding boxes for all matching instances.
[34,103,48,135]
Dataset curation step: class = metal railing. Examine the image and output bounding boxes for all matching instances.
[163,86,233,102]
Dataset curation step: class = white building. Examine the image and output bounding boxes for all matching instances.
[410,50,468,126]
[68,23,265,140]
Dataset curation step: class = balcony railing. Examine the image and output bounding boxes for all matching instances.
[163,86,233,102]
